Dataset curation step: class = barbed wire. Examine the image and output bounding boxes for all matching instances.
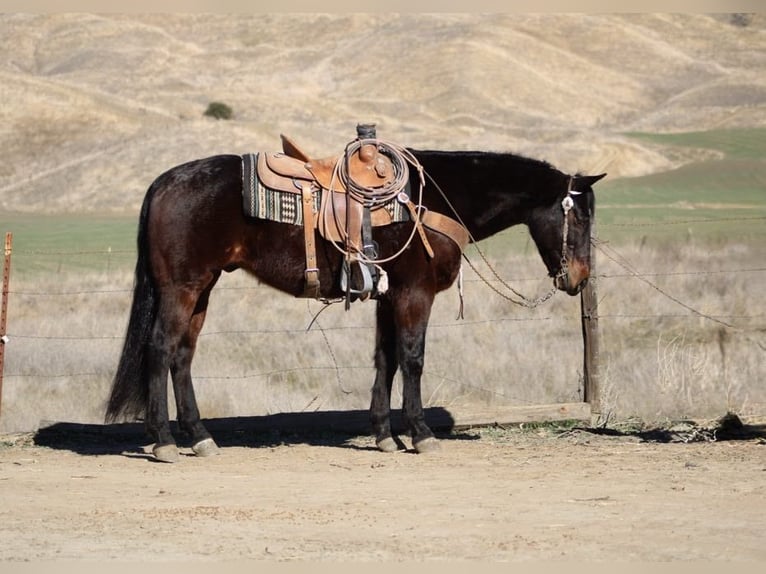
[9,236,766,295]
[598,267,766,279]
[3,216,764,395]
[8,309,765,344]
[12,248,134,256]
[0,366,570,408]
[600,313,765,320]
[6,315,560,341]
[9,265,766,296]
[6,213,762,256]
[599,215,766,227]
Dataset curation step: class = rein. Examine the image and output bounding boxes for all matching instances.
[427,172,577,310]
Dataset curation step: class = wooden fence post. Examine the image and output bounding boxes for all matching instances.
[0,232,12,416]
[581,221,602,426]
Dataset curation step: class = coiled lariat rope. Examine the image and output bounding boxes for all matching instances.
[340,138,412,207]
[327,138,427,265]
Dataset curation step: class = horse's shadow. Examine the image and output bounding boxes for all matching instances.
[32,407,475,458]
[32,410,764,459]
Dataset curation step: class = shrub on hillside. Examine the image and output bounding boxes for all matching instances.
[204,101,233,120]
[730,13,753,27]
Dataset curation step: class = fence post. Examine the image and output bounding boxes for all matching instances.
[0,232,12,416]
[581,221,602,426]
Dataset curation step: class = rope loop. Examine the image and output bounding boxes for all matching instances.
[339,138,411,208]
[325,138,427,266]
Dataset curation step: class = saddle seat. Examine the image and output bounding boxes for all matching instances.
[256,135,400,247]
[258,135,395,197]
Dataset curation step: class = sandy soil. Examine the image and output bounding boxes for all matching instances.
[1,423,764,563]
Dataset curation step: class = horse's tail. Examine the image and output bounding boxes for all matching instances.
[105,185,158,423]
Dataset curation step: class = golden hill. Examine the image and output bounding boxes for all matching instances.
[1,13,764,213]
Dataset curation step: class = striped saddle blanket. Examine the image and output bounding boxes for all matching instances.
[240,152,408,229]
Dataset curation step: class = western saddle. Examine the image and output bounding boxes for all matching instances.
[251,125,469,300]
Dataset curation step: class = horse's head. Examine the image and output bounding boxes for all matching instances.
[527,173,606,296]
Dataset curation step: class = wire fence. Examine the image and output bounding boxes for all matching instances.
[1,215,764,430]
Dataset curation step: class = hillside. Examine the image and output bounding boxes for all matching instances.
[1,12,764,214]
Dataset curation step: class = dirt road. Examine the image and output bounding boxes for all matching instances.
[1,423,764,562]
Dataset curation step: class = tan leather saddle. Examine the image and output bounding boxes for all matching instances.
[252,133,470,299]
[257,135,399,247]
[255,134,407,298]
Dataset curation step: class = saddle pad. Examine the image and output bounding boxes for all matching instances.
[242,153,409,227]
[241,153,319,225]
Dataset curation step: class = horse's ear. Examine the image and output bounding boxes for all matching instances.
[574,173,607,190]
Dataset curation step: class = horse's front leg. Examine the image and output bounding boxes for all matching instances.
[370,299,401,452]
[396,291,440,454]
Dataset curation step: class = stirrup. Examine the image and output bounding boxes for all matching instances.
[340,260,374,299]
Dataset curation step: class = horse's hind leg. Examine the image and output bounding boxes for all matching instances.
[170,275,220,457]
[370,299,402,452]
[145,293,188,462]
[395,291,439,453]
[146,279,216,462]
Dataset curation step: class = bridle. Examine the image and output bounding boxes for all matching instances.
[460,176,582,310]
[558,177,582,283]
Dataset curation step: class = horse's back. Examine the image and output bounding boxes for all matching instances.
[149,154,242,194]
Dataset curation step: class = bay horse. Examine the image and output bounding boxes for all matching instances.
[105,136,605,462]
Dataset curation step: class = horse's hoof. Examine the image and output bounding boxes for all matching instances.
[192,437,220,457]
[153,444,180,463]
[413,437,441,454]
[376,437,400,453]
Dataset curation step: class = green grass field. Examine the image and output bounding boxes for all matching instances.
[595,127,766,244]
[0,213,137,276]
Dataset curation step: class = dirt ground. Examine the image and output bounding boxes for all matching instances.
[0,421,764,563]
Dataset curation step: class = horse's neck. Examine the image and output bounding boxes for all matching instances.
[437,180,549,243]
[413,150,561,242]
[459,196,524,242]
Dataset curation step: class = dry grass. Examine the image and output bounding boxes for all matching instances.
[2,236,763,433]
[594,240,765,424]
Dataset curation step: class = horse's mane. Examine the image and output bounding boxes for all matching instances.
[408,148,564,204]
[409,148,554,166]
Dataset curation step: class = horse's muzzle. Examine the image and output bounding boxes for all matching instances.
[555,259,590,296]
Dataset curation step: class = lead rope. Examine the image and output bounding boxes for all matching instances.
[427,171,576,310]
[474,194,572,309]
